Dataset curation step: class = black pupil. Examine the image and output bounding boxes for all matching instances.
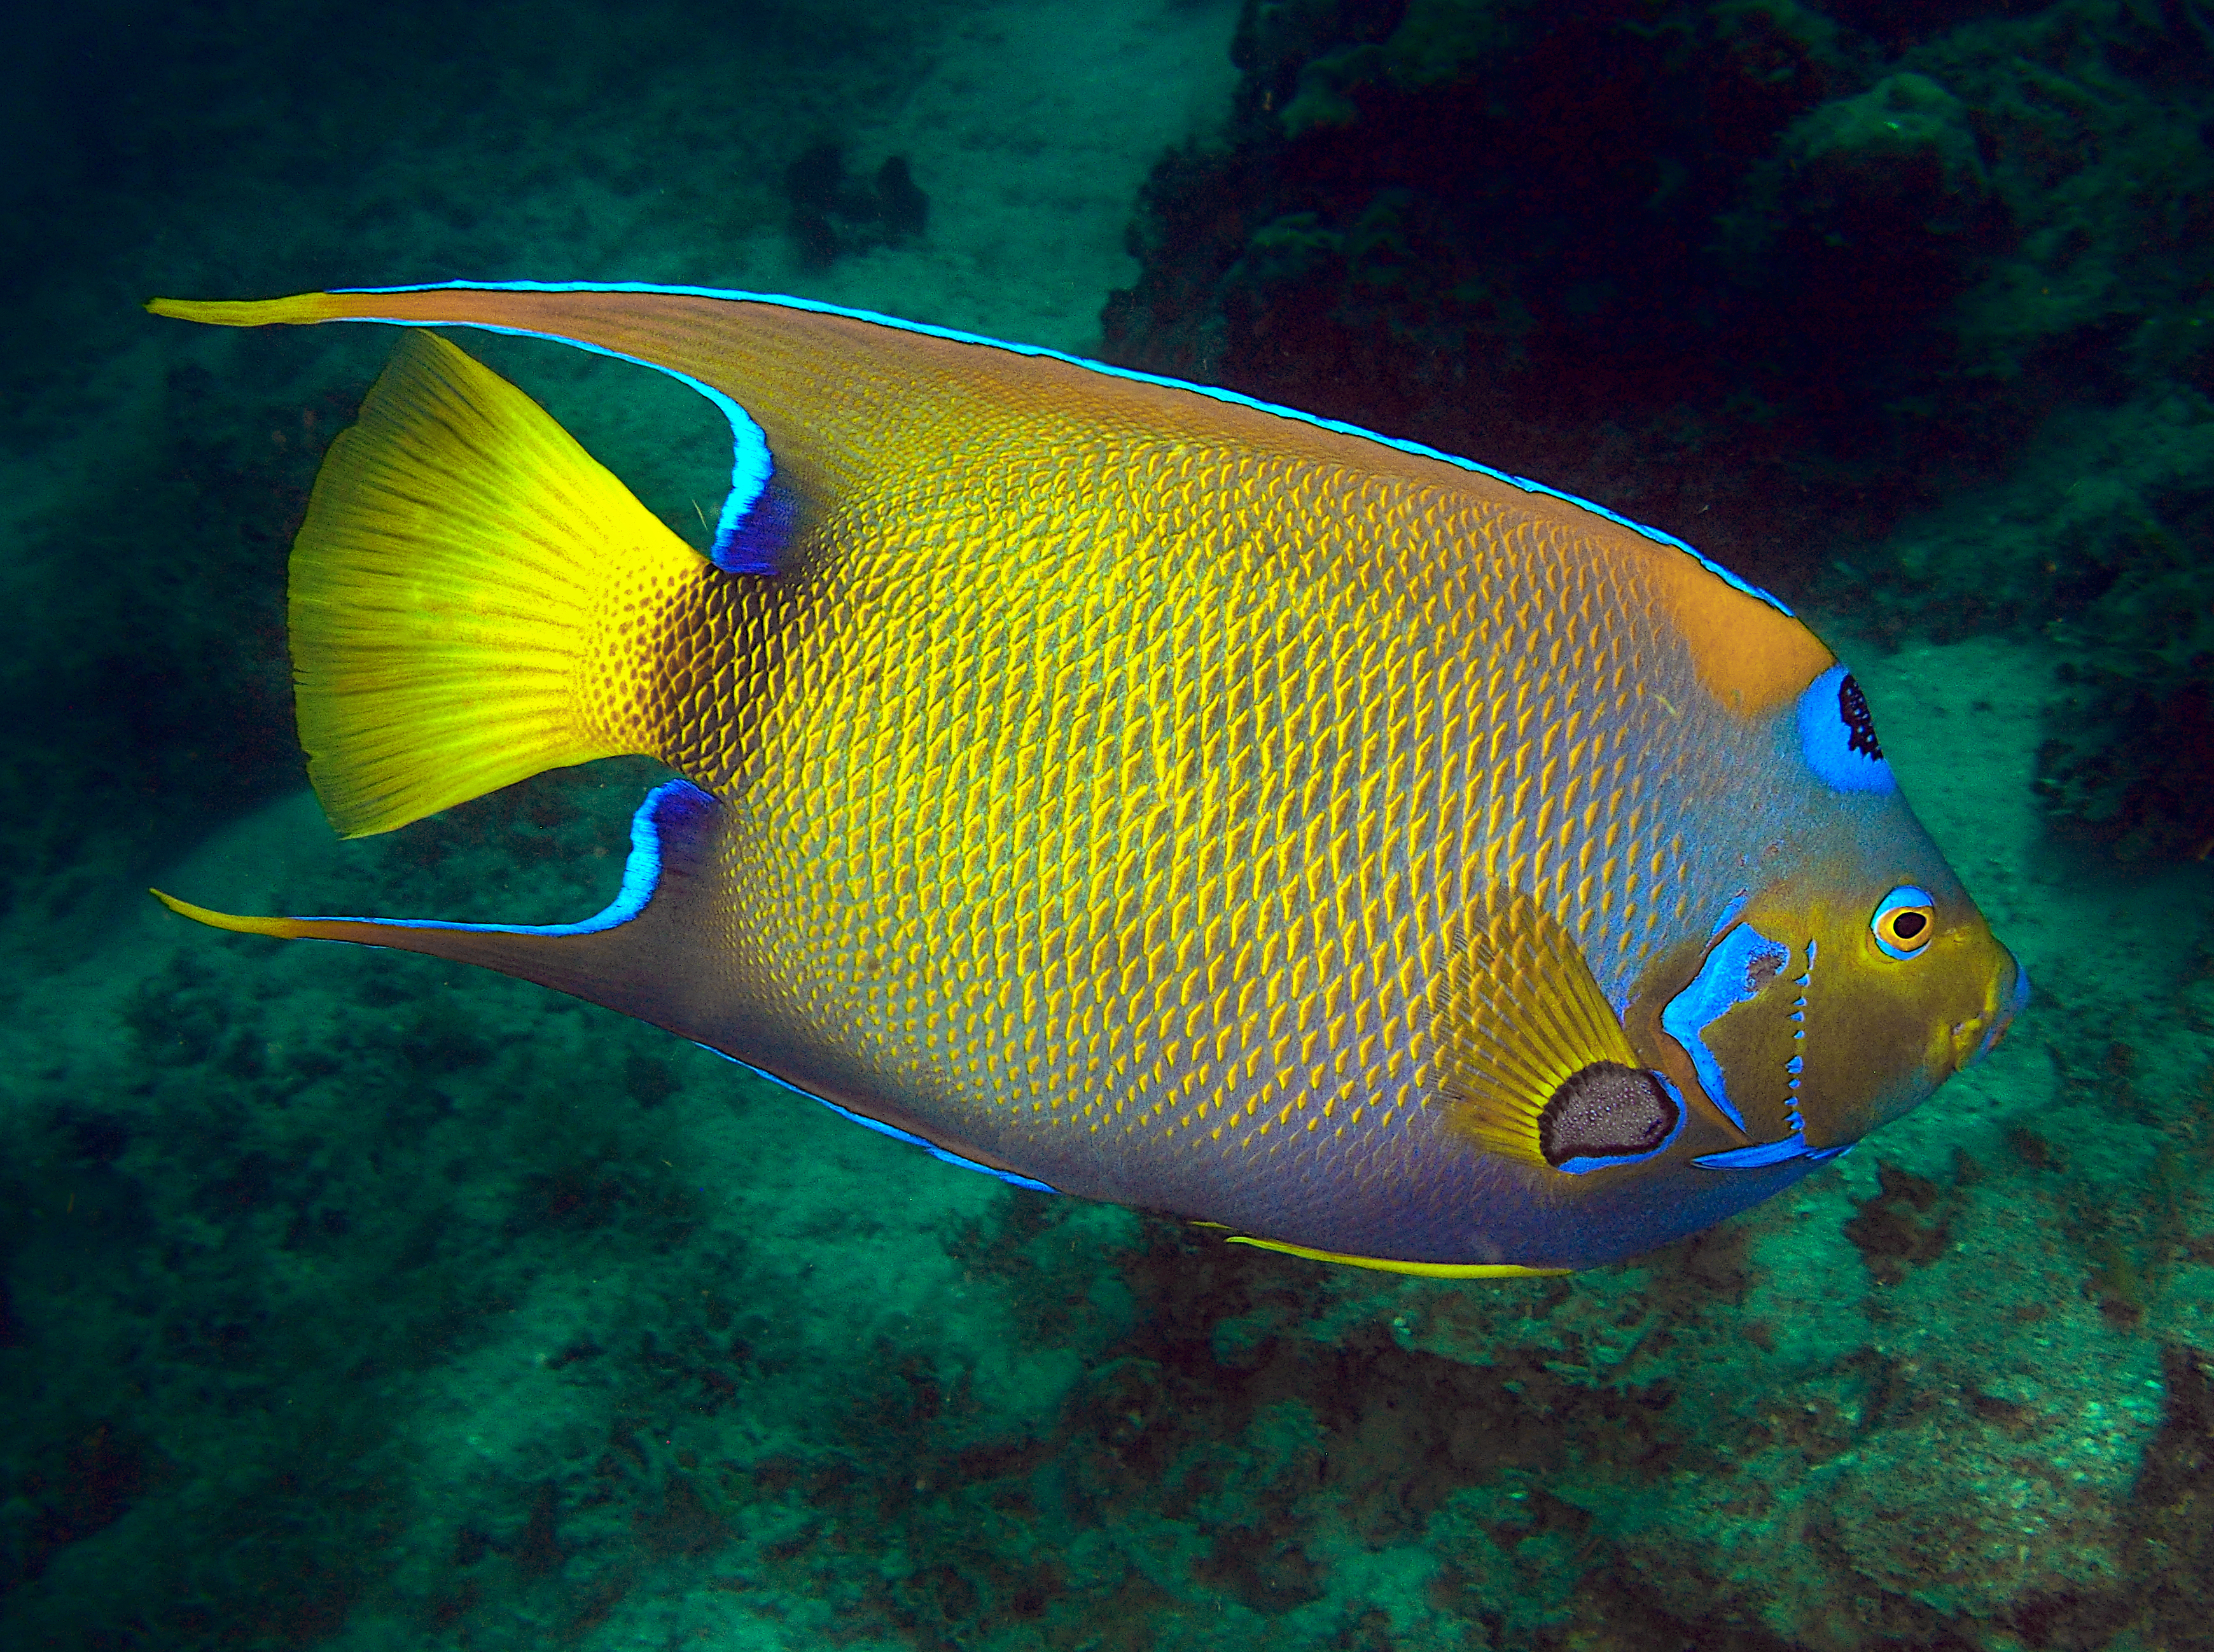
[1839,674,1883,761]
[1891,909,1928,941]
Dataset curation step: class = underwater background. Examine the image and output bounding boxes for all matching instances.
[3,0,2212,1646]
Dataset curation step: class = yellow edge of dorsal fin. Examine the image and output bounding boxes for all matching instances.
[147,293,355,328]
[1223,1233,1569,1278]
[1433,885,1641,1170]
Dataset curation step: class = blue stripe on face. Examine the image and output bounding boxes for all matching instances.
[1694,1138,1851,1170]
[1660,920,1792,1132]
[319,279,1795,616]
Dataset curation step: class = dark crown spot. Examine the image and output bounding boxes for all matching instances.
[1539,1062,1679,1169]
[1839,674,1883,761]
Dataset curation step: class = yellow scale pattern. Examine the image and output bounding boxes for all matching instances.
[669,395,1739,1206]
[140,288,2004,1266]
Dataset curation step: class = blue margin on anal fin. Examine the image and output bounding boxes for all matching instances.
[270,779,710,940]
[693,1045,1060,1195]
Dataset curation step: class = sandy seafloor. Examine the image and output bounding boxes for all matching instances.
[4,2,2213,1649]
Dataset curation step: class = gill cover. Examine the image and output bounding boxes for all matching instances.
[1660,871,2024,1163]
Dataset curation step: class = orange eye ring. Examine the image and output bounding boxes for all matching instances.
[1871,886,1936,960]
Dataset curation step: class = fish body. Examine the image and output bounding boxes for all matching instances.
[150,284,2026,1274]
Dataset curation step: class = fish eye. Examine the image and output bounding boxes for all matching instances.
[1870,885,1936,960]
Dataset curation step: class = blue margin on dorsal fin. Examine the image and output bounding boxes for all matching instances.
[708,474,797,576]
[316,279,1795,616]
[691,1045,1061,1195]
[312,286,792,578]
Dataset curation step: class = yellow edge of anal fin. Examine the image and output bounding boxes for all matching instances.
[150,889,314,939]
[146,294,353,328]
[1223,1233,1568,1279]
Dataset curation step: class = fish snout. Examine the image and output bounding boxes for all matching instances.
[1956,950,2030,1071]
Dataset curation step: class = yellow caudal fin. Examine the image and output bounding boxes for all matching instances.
[282,330,719,836]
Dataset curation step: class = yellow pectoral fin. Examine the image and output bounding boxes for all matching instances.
[1223,1233,1568,1278]
[1432,885,1685,1174]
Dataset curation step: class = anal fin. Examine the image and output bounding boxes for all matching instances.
[153,781,734,1042]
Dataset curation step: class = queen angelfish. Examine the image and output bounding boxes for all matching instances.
[146,283,2028,1276]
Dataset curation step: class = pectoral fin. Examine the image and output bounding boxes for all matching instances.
[1433,887,1687,1176]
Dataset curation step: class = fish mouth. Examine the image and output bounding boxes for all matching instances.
[1960,950,2030,1070]
[1696,950,2031,1174]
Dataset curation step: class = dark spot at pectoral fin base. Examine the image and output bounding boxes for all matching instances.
[1433,885,1685,1175]
[1541,1063,1683,1174]
[153,781,739,1043]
